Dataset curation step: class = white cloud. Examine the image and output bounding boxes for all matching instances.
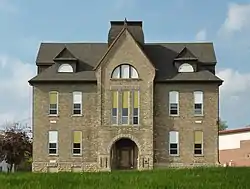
[0,55,36,127]
[219,3,250,35]
[0,0,17,13]
[216,68,250,128]
[195,29,207,41]
[217,68,250,95]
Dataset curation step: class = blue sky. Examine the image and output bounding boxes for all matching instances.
[0,0,249,129]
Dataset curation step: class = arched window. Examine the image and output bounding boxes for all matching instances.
[111,64,139,79]
[178,63,194,73]
[58,64,73,73]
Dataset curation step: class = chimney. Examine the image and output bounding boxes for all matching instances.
[108,20,145,46]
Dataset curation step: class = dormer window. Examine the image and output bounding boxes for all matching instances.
[58,64,73,73]
[178,63,194,73]
[111,64,139,79]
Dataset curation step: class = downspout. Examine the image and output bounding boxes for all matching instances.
[217,85,220,165]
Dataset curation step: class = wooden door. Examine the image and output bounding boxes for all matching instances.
[118,149,131,169]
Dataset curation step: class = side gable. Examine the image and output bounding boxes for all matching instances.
[174,47,198,61]
[93,25,155,71]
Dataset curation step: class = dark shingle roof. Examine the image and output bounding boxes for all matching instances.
[29,34,221,84]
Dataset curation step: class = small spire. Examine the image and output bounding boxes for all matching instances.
[124,17,127,28]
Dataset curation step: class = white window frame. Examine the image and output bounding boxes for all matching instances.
[48,131,58,155]
[72,131,82,155]
[49,91,58,116]
[194,131,203,156]
[58,64,73,73]
[169,91,179,116]
[178,63,194,73]
[111,64,139,79]
[73,92,82,115]
[194,91,203,116]
[169,131,179,156]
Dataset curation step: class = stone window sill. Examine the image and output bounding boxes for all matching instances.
[110,78,142,81]
[48,114,59,117]
[71,114,83,117]
[48,154,59,157]
[194,155,204,157]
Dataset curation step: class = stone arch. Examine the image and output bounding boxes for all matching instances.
[107,134,142,154]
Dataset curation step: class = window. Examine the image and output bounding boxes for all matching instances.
[178,63,194,72]
[49,91,58,115]
[111,64,139,79]
[122,91,129,125]
[169,91,179,115]
[72,131,82,155]
[169,131,179,155]
[58,64,73,72]
[73,92,82,115]
[194,131,203,155]
[132,90,139,125]
[111,91,118,125]
[194,91,203,115]
[48,131,58,155]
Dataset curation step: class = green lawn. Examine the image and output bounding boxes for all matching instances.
[0,167,249,189]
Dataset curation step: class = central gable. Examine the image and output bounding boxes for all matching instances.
[95,26,155,82]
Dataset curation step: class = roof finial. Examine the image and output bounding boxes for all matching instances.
[124,17,127,28]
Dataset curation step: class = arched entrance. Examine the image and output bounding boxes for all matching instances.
[110,138,138,170]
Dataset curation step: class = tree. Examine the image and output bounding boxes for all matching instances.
[219,118,228,131]
[0,122,32,172]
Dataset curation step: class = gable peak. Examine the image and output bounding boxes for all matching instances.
[175,47,197,61]
[54,47,77,61]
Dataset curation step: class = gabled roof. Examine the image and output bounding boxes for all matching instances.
[174,47,198,61]
[29,63,96,84]
[93,23,155,71]
[53,47,77,61]
[29,19,221,84]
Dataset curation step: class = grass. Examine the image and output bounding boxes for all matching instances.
[0,167,250,189]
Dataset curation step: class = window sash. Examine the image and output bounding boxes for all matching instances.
[170,103,178,115]
[48,131,58,155]
[131,67,139,78]
[194,103,203,115]
[194,131,203,155]
[194,144,203,155]
[169,131,179,143]
[49,92,58,115]
[169,143,179,155]
[73,143,81,155]
[111,91,118,125]
[194,91,203,104]
[73,92,82,115]
[169,91,179,103]
[72,131,82,155]
[169,131,179,155]
[121,65,130,78]
[132,90,139,125]
[122,91,129,125]
[73,92,82,104]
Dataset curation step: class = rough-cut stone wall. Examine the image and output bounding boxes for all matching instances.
[32,83,100,172]
[153,83,219,167]
[96,29,156,171]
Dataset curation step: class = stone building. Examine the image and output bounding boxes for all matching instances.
[28,19,223,172]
